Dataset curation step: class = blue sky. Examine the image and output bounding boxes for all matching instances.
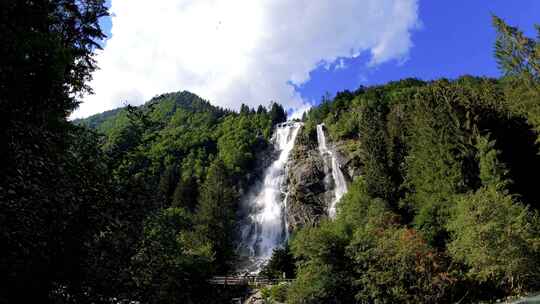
[295,0,540,102]
[84,1,538,118]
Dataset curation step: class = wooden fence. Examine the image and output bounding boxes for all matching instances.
[209,275,293,287]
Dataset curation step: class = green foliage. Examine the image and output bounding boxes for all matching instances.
[260,244,296,279]
[348,225,452,303]
[358,99,395,201]
[288,262,352,304]
[447,186,540,294]
[71,89,276,301]
[289,178,453,304]
[261,283,290,304]
[72,93,274,301]
[493,16,540,139]
[288,220,354,304]
[404,82,470,246]
[270,283,290,302]
[335,177,390,228]
[132,207,214,303]
[172,175,198,210]
[1,4,276,299]
[196,159,238,272]
[476,134,508,188]
[269,102,287,125]
[158,164,179,204]
[260,287,273,303]
[217,115,259,173]
[493,16,539,81]
[0,0,110,302]
[290,19,540,302]
[4,6,540,303]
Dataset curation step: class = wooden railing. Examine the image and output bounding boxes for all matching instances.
[209,275,293,286]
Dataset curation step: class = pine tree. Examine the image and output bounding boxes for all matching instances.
[158,164,179,205]
[493,16,539,81]
[475,134,508,189]
[270,102,287,125]
[405,83,467,246]
[0,1,109,302]
[358,100,394,201]
[257,104,268,114]
[172,176,198,211]
[447,186,540,294]
[240,103,251,115]
[493,16,540,139]
[195,159,237,271]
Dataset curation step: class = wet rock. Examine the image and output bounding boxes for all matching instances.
[286,128,329,230]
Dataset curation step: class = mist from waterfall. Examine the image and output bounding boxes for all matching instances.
[316,124,348,218]
[237,121,302,273]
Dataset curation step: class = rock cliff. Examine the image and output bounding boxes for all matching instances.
[285,127,360,230]
[285,127,328,230]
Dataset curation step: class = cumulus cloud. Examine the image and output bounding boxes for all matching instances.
[73,0,419,118]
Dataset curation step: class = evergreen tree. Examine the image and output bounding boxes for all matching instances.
[172,176,199,211]
[158,164,179,205]
[270,102,287,125]
[405,83,468,246]
[131,208,214,303]
[493,16,540,138]
[0,1,109,302]
[196,159,237,271]
[358,100,394,201]
[257,104,268,114]
[447,186,540,294]
[475,134,508,188]
[240,103,251,115]
[493,16,539,81]
[260,244,296,279]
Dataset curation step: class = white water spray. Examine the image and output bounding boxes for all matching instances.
[238,121,302,272]
[316,124,348,218]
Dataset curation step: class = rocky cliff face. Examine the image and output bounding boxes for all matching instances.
[285,128,328,230]
[285,128,360,231]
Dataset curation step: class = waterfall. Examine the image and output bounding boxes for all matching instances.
[237,121,302,273]
[316,124,348,218]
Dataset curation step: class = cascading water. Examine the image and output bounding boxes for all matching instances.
[237,121,302,273]
[316,124,348,218]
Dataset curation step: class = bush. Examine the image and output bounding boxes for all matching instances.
[447,186,540,294]
[131,207,214,303]
[270,282,290,302]
[348,225,453,303]
[260,244,296,279]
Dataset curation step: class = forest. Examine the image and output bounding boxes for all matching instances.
[1,1,540,303]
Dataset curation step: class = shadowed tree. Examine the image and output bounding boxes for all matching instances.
[196,159,238,272]
[0,0,108,302]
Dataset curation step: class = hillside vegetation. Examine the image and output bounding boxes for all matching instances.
[281,17,540,303]
[1,1,539,302]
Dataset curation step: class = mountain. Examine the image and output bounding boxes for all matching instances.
[71,75,540,303]
[74,91,229,135]
[4,5,540,303]
[285,76,540,302]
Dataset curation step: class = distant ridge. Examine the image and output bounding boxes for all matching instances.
[74,91,229,134]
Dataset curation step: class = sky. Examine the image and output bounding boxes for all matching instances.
[73,0,539,119]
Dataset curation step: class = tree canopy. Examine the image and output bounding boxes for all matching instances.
[2,4,540,303]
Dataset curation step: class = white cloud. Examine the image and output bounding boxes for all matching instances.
[73,0,419,118]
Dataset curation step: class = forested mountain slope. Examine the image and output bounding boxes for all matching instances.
[259,17,540,303]
[284,75,540,303]
[2,1,539,302]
